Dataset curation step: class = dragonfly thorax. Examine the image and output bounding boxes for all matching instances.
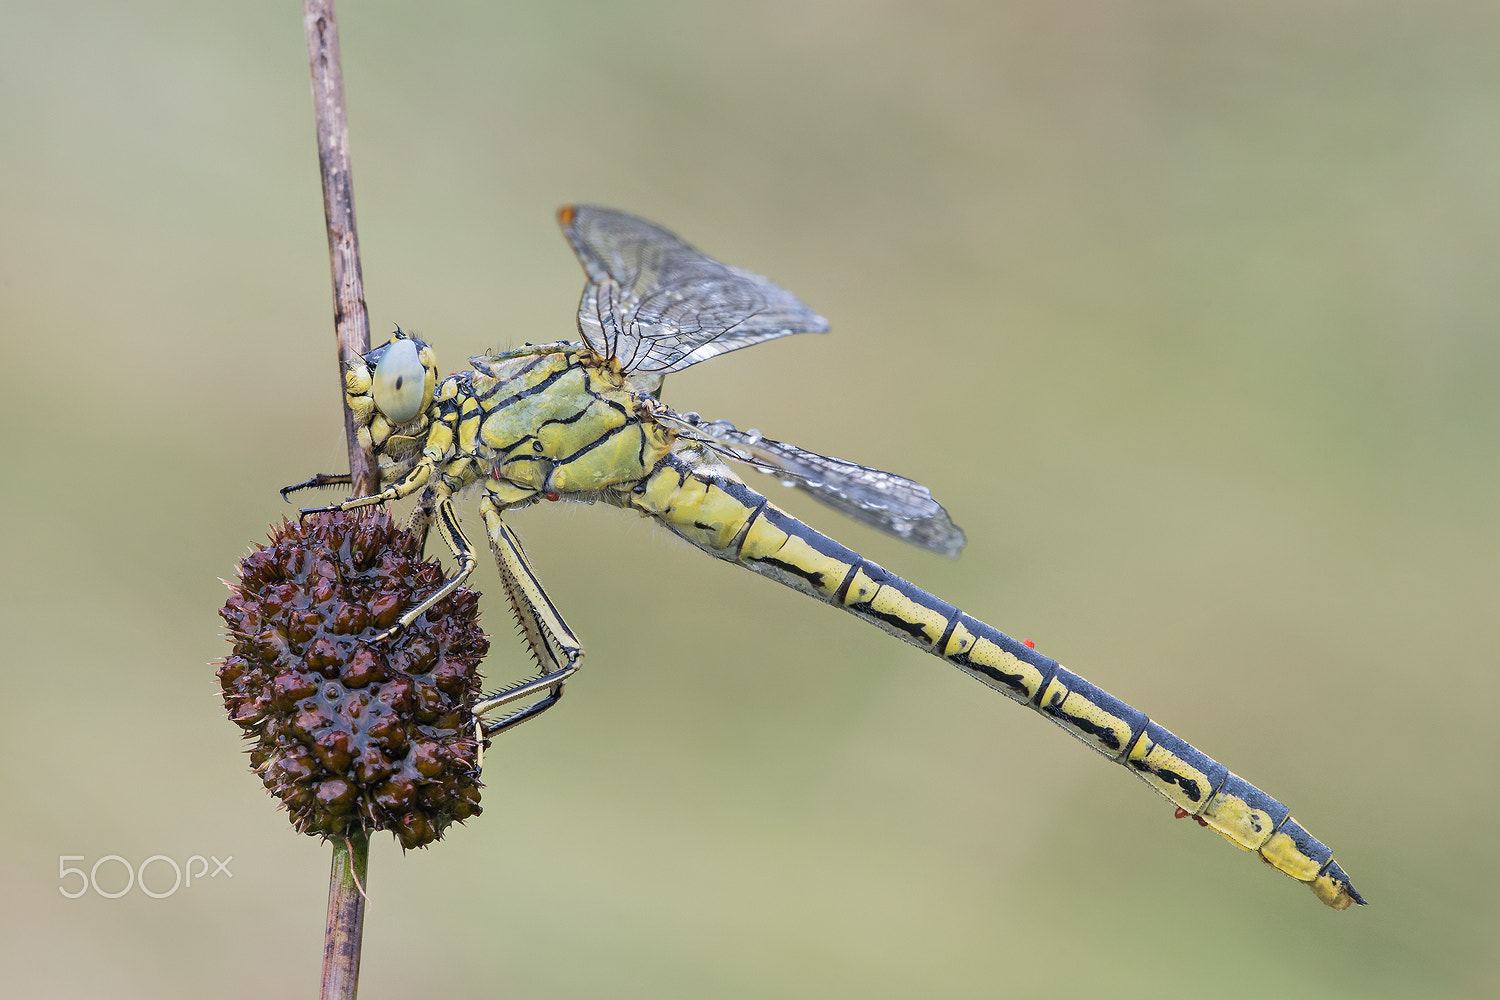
[462,349,674,497]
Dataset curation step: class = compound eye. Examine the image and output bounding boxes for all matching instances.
[371,338,427,423]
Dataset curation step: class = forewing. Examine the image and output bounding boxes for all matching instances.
[561,205,829,375]
[658,411,967,556]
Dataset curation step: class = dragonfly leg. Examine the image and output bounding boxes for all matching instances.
[472,496,583,739]
[279,471,352,502]
[405,491,436,553]
[368,484,477,642]
[295,459,434,517]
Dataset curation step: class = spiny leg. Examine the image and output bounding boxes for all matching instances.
[367,484,478,642]
[405,490,437,554]
[472,495,583,740]
[407,458,488,556]
[286,460,471,642]
[296,458,433,516]
[279,471,352,502]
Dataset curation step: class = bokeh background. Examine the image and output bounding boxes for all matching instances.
[4,2,1496,997]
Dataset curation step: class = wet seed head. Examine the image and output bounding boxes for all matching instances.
[218,509,489,848]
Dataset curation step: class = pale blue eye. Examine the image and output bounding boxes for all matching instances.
[372,338,426,423]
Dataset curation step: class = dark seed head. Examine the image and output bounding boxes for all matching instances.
[218,509,489,848]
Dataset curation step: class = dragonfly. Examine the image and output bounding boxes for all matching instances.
[285,205,1364,909]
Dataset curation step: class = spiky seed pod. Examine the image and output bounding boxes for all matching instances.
[218,509,490,849]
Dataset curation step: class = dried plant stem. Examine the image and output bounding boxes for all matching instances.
[304,2,372,997]
[322,834,369,1000]
[305,0,377,498]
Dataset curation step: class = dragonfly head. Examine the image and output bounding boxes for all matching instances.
[345,329,440,462]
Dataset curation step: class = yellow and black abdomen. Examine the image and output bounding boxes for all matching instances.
[627,453,1364,909]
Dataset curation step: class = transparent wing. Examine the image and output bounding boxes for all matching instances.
[655,409,967,556]
[560,205,829,376]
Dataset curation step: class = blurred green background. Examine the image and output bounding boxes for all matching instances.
[3,1,1496,997]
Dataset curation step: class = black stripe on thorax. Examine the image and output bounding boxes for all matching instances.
[554,420,641,467]
[474,357,575,409]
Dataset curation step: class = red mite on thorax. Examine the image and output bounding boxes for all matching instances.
[483,464,557,501]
